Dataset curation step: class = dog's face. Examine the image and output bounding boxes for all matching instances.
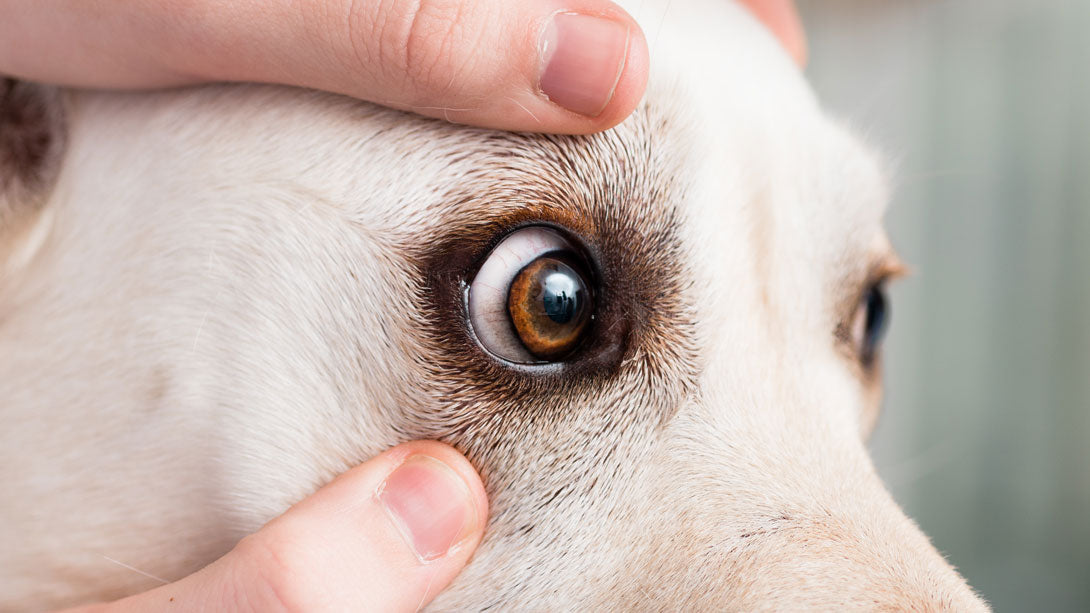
[0,1,987,610]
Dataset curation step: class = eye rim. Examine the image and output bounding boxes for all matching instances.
[465,223,600,367]
[840,256,907,372]
[834,251,907,372]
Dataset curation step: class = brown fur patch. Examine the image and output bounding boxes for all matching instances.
[0,79,66,230]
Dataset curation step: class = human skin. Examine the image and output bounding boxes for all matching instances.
[5,1,803,610]
[1,0,804,134]
[62,442,490,612]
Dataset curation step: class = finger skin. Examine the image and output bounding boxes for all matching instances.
[64,441,488,613]
[737,0,808,65]
[0,0,648,134]
[0,1,803,133]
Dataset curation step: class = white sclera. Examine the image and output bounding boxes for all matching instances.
[469,227,573,363]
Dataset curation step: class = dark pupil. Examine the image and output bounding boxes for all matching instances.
[506,254,592,361]
[542,272,579,324]
[862,285,888,360]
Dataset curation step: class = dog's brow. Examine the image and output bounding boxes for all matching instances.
[872,249,909,283]
[834,232,905,321]
[868,232,907,282]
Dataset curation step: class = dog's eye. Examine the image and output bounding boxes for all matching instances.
[468,227,594,363]
[851,282,889,366]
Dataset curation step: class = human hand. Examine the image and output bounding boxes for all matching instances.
[64,442,488,612]
[1,0,804,134]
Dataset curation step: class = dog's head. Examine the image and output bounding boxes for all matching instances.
[0,1,987,609]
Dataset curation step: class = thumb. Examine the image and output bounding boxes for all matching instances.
[1,0,648,134]
[78,441,488,612]
[188,0,650,132]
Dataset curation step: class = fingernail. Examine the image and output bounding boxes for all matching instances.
[377,455,478,563]
[538,12,631,118]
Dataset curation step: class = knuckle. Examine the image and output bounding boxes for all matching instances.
[373,0,480,97]
[233,528,324,613]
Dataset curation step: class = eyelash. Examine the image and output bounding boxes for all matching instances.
[843,265,901,369]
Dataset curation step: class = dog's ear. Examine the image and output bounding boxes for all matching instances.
[1,78,66,235]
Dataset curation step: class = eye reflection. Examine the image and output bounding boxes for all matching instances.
[507,257,591,360]
[544,270,579,322]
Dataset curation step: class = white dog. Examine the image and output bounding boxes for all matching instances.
[0,1,988,610]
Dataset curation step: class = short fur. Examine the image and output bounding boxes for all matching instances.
[0,1,988,610]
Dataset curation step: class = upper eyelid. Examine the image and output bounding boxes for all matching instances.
[857,250,908,302]
[868,253,910,285]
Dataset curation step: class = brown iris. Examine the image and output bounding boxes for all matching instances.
[506,255,592,360]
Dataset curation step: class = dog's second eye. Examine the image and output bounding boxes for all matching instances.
[852,283,889,365]
[468,227,594,363]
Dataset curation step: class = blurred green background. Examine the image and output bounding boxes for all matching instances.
[797,0,1090,609]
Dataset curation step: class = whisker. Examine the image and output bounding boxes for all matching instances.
[100,555,170,585]
[506,96,541,124]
